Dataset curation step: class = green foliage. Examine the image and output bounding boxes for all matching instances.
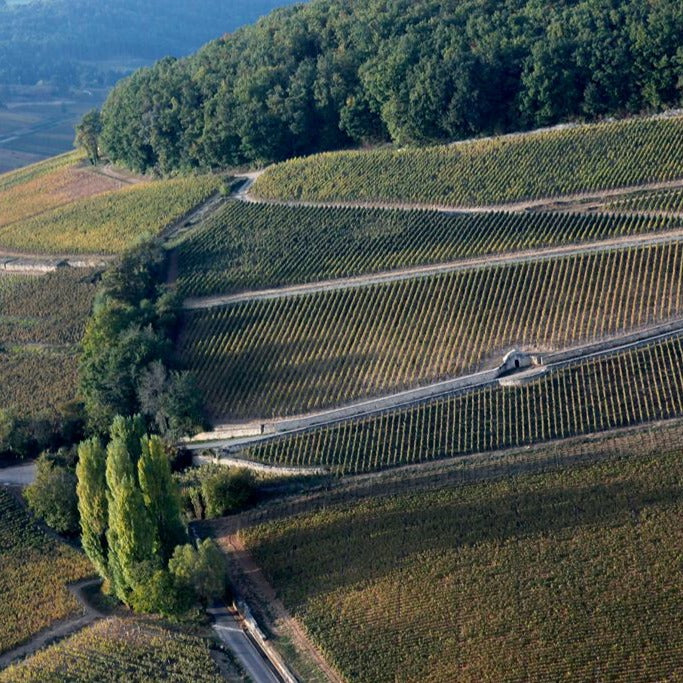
[246,336,683,474]
[75,109,102,164]
[180,242,683,420]
[253,115,683,207]
[175,200,676,298]
[100,0,683,173]
[23,454,78,535]
[79,241,203,436]
[76,438,109,582]
[138,435,187,560]
[76,416,191,614]
[201,468,254,519]
[169,539,226,606]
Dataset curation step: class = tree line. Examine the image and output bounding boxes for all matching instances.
[98,0,683,174]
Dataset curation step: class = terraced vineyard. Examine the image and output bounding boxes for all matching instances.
[0,618,225,682]
[175,200,676,297]
[0,174,220,254]
[180,241,683,419]
[240,449,683,682]
[253,114,683,208]
[0,489,93,655]
[0,151,82,194]
[244,335,683,473]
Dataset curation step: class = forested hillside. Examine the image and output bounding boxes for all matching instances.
[99,0,683,173]
[0,0,298,87]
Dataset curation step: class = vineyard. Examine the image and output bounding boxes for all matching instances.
[0,489,93,655]
[252,114,683,207]
[608,187,683,215]
[174,200,676,298]
[0,174,220,254]
[180,241,683,419]
[244,335,683,473]
[0,151,82,194]
[0,159,125,233]
[0,269,97,346]
[0,618,225,682]
[240,449,683,682]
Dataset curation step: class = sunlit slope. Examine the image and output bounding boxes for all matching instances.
[253,115,683,208]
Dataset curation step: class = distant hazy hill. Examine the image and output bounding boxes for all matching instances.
[0,0,300,87]
[98,0,683,174]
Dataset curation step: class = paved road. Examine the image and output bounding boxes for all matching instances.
[208,606,281,683]
[0,462,36,486]
[185,320,683,455]
[183,226,683,310]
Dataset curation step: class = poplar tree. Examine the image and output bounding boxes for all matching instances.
[138,435,187,561]
[76,438,109,582]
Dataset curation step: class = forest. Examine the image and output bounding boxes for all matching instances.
[0,0,296,88]
[98,0,683,173]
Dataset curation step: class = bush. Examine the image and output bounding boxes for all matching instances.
[169,539,226,606]
[24,454,79,535]
[201,468,254,518]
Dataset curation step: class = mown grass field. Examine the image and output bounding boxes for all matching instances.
[180,242,683,420]
[0,489,93,655]
[245,336,683,473]
[253,114,683,207]
[0,174,220,254]
[0,617,226,682]
[174,200,676,298]
[241,449,683,682]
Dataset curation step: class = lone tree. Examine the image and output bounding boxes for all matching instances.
[75,109,102,164]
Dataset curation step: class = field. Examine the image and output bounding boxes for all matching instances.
[0,269,97,346]
[0,156,129,233]
[240,449,683,682]
[0,174,221,254]
[174,200,675,298]
[252,114,683,207]
[0,489,93,655]
[180,241,683,420]
[0,618,225,682]
[0,269,97,415]
[244,335,683,473]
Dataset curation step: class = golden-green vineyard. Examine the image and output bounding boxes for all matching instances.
[181,242,683,419]
[0,174,220,254]
[0,618,225,683]
[174,200,676,298]
[0,489,93,655]
[241,448,683,682]
[253,115,683,207]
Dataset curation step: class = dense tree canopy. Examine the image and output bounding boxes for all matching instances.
[99,0,683,174]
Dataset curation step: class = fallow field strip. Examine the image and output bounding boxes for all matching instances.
[179,241,683,420]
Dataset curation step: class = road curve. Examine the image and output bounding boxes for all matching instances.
[183,226,683,310]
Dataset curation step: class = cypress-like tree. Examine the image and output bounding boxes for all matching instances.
[76,438,109,582]
[138,435,187,561]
